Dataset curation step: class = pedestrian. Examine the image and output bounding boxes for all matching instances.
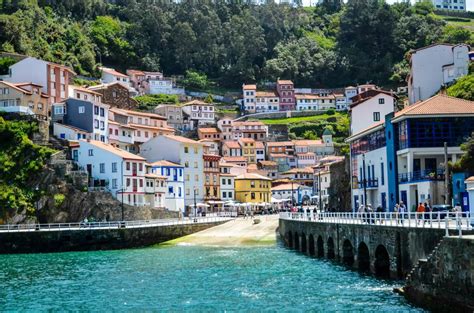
[399,201,406,225]
[394,203,400,224]
[424,202,431,224]
[416,202,425,224]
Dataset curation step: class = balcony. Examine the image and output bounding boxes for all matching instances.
[398,169,445,184]
[358,179,379,189]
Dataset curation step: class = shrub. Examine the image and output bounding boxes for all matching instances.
[53,193,66,207]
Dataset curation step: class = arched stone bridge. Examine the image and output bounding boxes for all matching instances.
[279,213,473,278]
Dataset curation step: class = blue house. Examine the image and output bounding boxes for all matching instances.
[149,160,185,212]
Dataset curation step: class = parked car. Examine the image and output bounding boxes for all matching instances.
[431,204,453,219]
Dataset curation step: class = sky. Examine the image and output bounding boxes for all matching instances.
[302,0,474,12]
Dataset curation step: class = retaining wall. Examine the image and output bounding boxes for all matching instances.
[0,221,226,254]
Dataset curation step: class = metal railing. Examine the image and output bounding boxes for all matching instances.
[398,169,445,183]
[0,216,233,233]
[358,179,379,189]
[280,211,472,237]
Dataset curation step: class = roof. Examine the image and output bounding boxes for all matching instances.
[409,43,468,56]
[101,67,128,78]
[222,156,247,163]
[162,135,202,145]
[70,85,102,96]
[53,122,88,133]
[81,140,145,161]
[0,81,49,97]
[465,176,474,182]
[267,141,294,147]
[203,154,221,160]
[183,99,209,106]
[350,89,395,108]
[145,173,167,179]
[271,183,304,191]
[243,84,257,90]
[256,91,278,97]
[293,139,323,146]
[233,121,265,127]
[270,153,291,158]
[88,82,135,92]
[255,141,265,149]
[282,167,314,175]
[110,108,166,120]
[346,121,385,142]
[295,94,321,100]
[223,141,241,149]
[149,160,182,167]
[258,160,277,167]
[239,138,255,143]
[235,173,272,181]
[277,80,293,85]
[126,69,145,76]
[323,128,333,136]
[392,94,474,122]
[198,127,220,133]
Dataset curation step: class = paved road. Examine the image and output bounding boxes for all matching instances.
[166,215,279,247]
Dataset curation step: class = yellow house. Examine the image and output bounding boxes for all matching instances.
[0,81,49,116]
[239,138,256,164]
[234,173,272,203]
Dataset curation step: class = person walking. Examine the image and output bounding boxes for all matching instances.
[394,203,400,225]
[424,202,431,225]
[416,202,425,225]
[399,201,406,225]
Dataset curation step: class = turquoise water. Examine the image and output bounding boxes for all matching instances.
[0,243,422,312]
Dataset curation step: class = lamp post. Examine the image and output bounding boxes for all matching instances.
[362,154,368,209]
[35,186,40,230]
[291,180,294,208]
[318,170,322,213]
[193,187,197,220]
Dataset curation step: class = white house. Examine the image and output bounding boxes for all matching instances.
[219,163,236,201]
[349,89,396,135]
[72,139,149,207]
[140,135,205,207]
[428,0,467,11]
[255,91,280,113]
[149,160,185,213]
[1,56,75,105]
[407,44,470,104]
[100,67,130,87]
[242,84,256,113]
[271,183,313,204]
[181,100,215,129]
[295,94,320,111]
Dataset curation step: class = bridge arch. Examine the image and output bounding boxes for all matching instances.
[357,242,370,273]
[287,231,293,249]
[317,235,324,258]
[301,232,307,253]
[374,244,391,278]
[327,237,335,259]
[294,232,300,251]
[308,234,315,256]
[342,239,354,267]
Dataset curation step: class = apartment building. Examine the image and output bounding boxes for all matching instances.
[0,81,49,116]
[181,100,215,129]
[149,160,185,212]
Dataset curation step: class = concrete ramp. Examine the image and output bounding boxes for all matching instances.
[165,215,279,247]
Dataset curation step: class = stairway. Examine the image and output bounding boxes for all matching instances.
[406,238,444,282]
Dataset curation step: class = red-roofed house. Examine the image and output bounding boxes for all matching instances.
[100,67,130,87]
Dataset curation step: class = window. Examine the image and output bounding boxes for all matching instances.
[139,179,143,188]
[228,192,232,198]
[88,149,93,156]
[99,163,105,173]
[100,108,105,117]
[251,192,255,200]
[126,178,130,187]
[185,161,189,168]
[79,106,85,114]
[194,161,198,168]
[373,112,380,121]
[378,98,385,105]
[185,174,189,181]
[94,106,99,115]
[381,163,385,186]
[194,147,198,154]
[184,146,189,153]
[186,188,190,195]
[251,181,255,188]
[112,179,118,189]
[195,174,199,182]
[126,162,130,170]
[112,162,117,173]
[223,191,227,198]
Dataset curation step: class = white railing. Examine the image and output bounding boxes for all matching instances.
[279,211,472,237]
[0,216,233,233]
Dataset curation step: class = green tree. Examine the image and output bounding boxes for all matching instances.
[452,132,474,173]
[182,70,210,90]
[442,25,472,45]
[0,56,15,75]
[447,74,474,101]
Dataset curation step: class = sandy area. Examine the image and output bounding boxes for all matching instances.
[164,215,279,247]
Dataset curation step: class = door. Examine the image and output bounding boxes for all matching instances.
[400,191,407,208]
[425,158,437,172]
[461,192,469,212]
[381,192,387,210]
[86,164,92,187]
[73,150,78,162]
[132,162,137,176]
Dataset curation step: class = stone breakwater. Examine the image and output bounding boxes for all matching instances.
[404,235,474,313]
[0,220,228,254]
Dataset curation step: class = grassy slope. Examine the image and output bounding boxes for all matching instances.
[260,112,344,125]
[438,15,474,32]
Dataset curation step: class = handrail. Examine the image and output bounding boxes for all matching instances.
[0,216,233,233]
[279,211,472,236]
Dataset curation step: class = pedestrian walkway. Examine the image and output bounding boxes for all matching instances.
[165,214,279,247]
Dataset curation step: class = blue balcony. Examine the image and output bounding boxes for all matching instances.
[358,179,379,189]
[398,169,445,184]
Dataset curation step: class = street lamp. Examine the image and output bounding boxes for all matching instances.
[362,154,368,209]
[318,170,322,212]
[35,186,40,230]
[193,187,198,221]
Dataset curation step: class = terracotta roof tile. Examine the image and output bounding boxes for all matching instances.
[81,140,145,161]
[223,141,241,149]
[235,173,272,181]
[163,135,202,145]
[243,84,257,90]
[149,160,182,167]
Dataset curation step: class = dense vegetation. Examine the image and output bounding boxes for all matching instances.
[0,0,471,89]
[447,74,474,101]
[0,116,54,220]
[135,94,179,111]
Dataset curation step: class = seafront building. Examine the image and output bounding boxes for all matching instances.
[234,173,272,204]
[347,94,474,212]
[149,160,185,212]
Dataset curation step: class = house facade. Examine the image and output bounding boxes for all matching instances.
[88,82,138,110]
[149,160,185,212]
[276,80,296,111]
[219,163,236,201]
[140,135,205,206]
[0,81,49,116]
[407,44,470,104]
[234,173,272,204]
[181,100,215,129]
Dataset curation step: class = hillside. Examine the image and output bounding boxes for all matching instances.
[0,0,470,89]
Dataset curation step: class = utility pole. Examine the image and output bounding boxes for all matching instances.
[444,142,450,205]
[291,180,294,207]
[362,154,367,209]
[318,170,322,212]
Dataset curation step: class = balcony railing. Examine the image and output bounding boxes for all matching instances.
[398,169,445,183]
[358,179,378,189]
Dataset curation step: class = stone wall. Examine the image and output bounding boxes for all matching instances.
[404,236,474,312]
[279,219,473,278]
[0,221,225,254]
